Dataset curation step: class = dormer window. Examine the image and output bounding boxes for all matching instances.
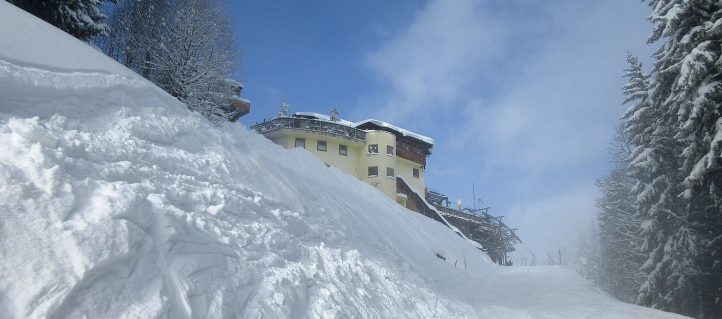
[368,144,378,154]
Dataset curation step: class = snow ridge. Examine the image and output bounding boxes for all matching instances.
[0,59,147,90]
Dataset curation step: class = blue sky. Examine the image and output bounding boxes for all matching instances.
[227,0,656,258]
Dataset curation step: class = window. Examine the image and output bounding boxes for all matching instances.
[295,138,305,148]
[368,166,378,177]
[386,167,395,177]
[413,168,419,178]
[339,144,347,156]
[317,140,327,151]
[367,144,378,154]
[386,145,394,156]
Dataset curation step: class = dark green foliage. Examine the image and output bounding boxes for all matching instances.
[601,1,722,318]
[8,0,113,41]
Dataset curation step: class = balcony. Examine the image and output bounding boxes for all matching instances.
[396,145,426,166]
[226,99,250,122]
[251,117,366,143]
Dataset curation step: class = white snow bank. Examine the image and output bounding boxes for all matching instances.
[0,2,136,77]
[0,2,688,318]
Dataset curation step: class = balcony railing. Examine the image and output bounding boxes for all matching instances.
[434,205,486,224]
[251,117,366,143]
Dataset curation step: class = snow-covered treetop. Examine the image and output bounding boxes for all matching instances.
[278,100,290,117]
[329,107,340,122]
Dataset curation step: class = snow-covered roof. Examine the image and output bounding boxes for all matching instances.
[353,119,434,146]
[224,78,244,89]
[292,112,355,126]
[232,97,251,104]
[291,112,434,147]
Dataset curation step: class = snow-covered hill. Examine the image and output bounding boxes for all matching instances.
[0,2,688,318]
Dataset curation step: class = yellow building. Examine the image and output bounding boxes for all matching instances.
[253,110,522,264]
[251,111,433,207]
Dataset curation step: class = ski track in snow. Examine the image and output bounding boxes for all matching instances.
[0,2,690,318]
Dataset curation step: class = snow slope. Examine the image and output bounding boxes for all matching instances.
[0,2,688,318]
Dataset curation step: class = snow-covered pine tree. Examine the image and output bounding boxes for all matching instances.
[595,125,644,303]
[641,1,722,317]
[623,1,722,317]
[278,100,290,117]
[621,52,690,315]
[8,0,113,41]
[330,107,341,122]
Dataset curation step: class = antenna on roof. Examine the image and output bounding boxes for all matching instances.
[330,106,340,122]
[278,99,289,117]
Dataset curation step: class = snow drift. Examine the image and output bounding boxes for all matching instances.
[0,2,687,318]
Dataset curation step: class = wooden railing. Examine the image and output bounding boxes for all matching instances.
[433,205,485,224]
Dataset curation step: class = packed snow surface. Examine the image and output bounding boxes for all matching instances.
[0,2,688,318]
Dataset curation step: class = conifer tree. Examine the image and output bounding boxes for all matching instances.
[622,50,689,314]
[8,0,113,41]
[619,1,722,317]
[330,107,341,122]
[596,125,644,302]
[642,1,722,316]
[278,100,290,117]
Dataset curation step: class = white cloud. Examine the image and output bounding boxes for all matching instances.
[463,1,655,175]
[361,0,654,254]
[361,0,506,123]
[504,186,598,257]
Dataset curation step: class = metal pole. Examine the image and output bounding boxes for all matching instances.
[472,183,476,210]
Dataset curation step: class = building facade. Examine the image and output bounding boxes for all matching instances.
[251,112,433,206]
[252,111,521,264]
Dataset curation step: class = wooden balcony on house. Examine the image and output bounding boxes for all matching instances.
[396,146,426,166]
[396,140,428,166]
[227,99,250,122]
